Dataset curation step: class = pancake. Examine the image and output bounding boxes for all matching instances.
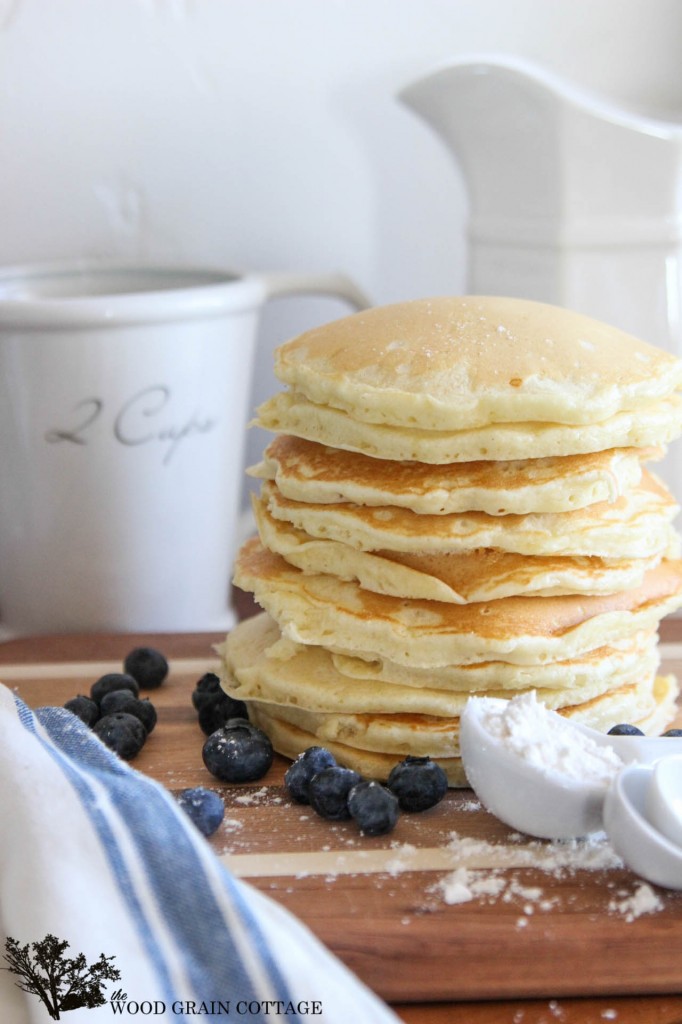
[271,296,682,431]
[251,435,652,516]
[260,472,680,560]
[245,674,669,758]
[233,538,682,668]
[256,390,682,464]
[247,705,469,787]
[253,494,662,603]
[220,612,660,718]
[330,632,660,692]
[246,675,679,787]
[558,673,679,736]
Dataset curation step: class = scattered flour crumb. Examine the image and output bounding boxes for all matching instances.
[469,874,507,898]
[384,843,417,877]
[601,1011,618,1021]
[233,786,271,806]
[440,866,519,906]
[441,867,474,905]
[222,818,244,831]
[512,883,543,902]
[608,883,663,922]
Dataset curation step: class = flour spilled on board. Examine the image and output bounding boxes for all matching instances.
[215,784,674,924]
[428,828,665,924]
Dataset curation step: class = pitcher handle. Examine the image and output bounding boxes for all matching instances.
[259,270,371,311]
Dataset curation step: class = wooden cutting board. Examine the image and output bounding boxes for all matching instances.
[4,626,682,1004]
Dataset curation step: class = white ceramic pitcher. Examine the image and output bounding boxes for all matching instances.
[399,57,682,502]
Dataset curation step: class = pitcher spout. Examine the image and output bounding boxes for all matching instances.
[398,56,682,504]
[399,56,682,251]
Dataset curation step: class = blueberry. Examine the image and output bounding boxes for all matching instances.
[607,723,645,736]
[202,719,273,783]
[126,698,157,735]
[64,695,100,727]
[308,766,363,821]
[124,646,168,690]
[285,746,337,804]
[198,693,249,736]
[348,781,400,836]
[662,728,682,737]
[100,690,157,734]
[387,756,448,812]
[176,787,225,837]
[90,672,140,705]
[99,689,136,716]
[93,712,147,760]
[191,672,224,712]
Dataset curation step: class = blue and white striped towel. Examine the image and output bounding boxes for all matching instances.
[0,685,400,1024]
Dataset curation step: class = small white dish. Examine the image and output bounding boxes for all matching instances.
[604,761,682,891]
[459,698,609,839]
[645,754,682,849]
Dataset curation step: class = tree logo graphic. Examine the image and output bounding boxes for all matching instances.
[2,933,121,1019]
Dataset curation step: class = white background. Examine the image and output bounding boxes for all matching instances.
[2,0,682,475]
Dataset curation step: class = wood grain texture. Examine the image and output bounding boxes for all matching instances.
[4,623,682,1023]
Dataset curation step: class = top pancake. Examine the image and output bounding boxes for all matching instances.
[273,296,682,431]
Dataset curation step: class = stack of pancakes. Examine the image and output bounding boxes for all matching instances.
[220,296,682,786]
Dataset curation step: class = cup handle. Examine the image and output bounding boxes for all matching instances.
[258,271,371,311]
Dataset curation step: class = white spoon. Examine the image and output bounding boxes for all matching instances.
[459,696,682,841]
